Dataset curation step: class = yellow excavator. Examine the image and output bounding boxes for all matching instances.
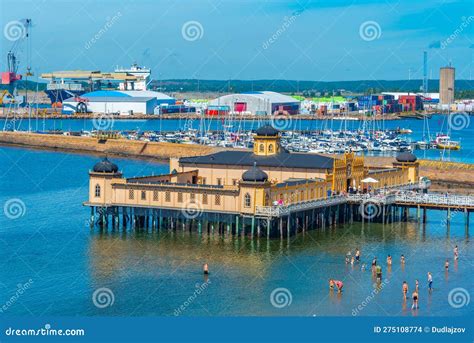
[0,90,14,105]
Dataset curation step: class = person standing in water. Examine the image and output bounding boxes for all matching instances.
[203,263,209,275]
[415,279,419,292]
[375,264,382,281]
[428,272,433,291]
[454,245,459,260]
[402,281,408,300]
[445,259,449,271]
[335,280,344,293]
[355,248,360,262]
[412,289,419,310]
[400,255,405,264]
[386,255,392,266]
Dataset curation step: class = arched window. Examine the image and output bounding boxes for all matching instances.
[259,144,264,152]
[268,144,274,153]
[244,193,251,208]
[95,184,101,197]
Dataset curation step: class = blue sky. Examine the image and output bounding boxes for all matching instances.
[1,0,473,81]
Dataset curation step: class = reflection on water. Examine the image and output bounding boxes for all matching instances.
[86,219,472,316]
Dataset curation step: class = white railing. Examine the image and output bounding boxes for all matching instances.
[255,195,346,217]
[395,193,474,207]
[346,193,396,205]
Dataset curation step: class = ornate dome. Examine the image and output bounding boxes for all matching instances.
[92,157,119,173]
[255,125,279,136]
[396,151,417,163]
[242,162,268,182]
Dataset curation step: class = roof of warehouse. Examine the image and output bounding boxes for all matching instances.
[211,91,300,104]
[179,150,334,170]
[64,96,155,103]
[79,90,174,100]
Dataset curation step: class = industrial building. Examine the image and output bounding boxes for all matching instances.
[62,90,175,115]
[439,66,455,105]
[208,91,300,115]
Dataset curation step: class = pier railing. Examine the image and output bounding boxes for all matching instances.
[255,195,346,217]
[395,193,474,208]
[346,193,397,205]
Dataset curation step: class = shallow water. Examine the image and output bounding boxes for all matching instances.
[0,146,472,317]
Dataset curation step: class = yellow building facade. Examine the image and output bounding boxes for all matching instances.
[87,126,420,217]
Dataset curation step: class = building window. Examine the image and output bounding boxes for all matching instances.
[153,190,159,201]
[95,184,101,197]
[215,194,221,206]
[217,178,222,186]
[268,144,274,153]
[178,192,183,203]
[259,144,264,152]
[202,193,208,205]
[244,193,251,208]
[202,177,207,185]
[232,179,238,186]
[165,191,171,202]
[141,190,146,200]
[129,189,134,200]
[190,193,196,203]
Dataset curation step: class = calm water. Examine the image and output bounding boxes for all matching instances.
[0,146,472,317]
[1,114,473,163]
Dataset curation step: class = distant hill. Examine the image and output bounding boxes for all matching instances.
[2,79,473,95]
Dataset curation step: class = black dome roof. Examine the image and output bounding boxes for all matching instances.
[93,157,119,173]
[242,162,268,182]
[396,151,417,163]
[256,125,279,136]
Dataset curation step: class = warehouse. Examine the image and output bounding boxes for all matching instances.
[62,90,175,114]
[209,91,300,115]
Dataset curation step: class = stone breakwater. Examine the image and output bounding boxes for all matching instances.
[0,132,221,160]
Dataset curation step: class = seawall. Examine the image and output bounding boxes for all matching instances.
[0,132,221,160]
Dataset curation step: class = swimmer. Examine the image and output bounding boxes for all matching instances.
[375,264,382,281]
[400,254,405,264]
[386,254,392,266]
[427,272,433,291]
[334,280,344,293]
[454,245,459,260]
[402,281,408,299]
[445,259,449,271]
[355,248,360,261]
[203,263,209,275]
[411,290,419,310]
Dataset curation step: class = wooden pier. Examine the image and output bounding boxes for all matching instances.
[87,190,473,239]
